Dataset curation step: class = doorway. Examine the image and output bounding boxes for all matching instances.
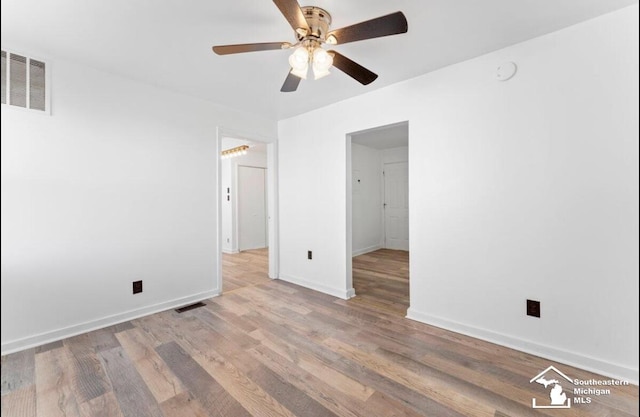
[217,131,277,294]
[347,121,410,316]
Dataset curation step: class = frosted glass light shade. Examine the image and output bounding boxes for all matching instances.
[289,47,309,70]
[312,65,330,80]
[312,48,333,79]
[289,47,310,79]
[313,48,333,71]
[290,65,308,79]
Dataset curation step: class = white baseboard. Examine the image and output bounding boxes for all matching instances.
[406,308,639,385]
[278,274,354,300]
[222,249,239,254]
[1,289,220,355]
[352,245,382,257]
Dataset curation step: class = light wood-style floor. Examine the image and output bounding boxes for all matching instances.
[2,253,638,417]
[223,247,410,315]
[222,248,270,293]
[352,249,409,317]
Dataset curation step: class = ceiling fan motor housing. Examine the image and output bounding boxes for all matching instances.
[299,6,332,41]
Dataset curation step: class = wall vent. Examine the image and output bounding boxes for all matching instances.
[175,302,206,313]
[1,49,49,113]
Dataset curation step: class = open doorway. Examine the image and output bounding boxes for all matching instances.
[218,134,276,293]
[347,121,409,316]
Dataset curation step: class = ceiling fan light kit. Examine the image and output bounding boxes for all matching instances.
[212,0,408,92]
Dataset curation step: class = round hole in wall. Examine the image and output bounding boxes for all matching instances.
[496,62,517,81]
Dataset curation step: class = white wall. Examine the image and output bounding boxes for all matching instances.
[382,147,409,165]
[351,143,382,256]
[350,144,410,255]
[278,6,639,382]
[221,146,268,253]
[0,54,275,352]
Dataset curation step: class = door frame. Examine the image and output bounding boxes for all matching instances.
[216,126,279,295]
[345,121,410,303]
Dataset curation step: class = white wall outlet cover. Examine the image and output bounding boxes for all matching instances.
[496,62,517,81]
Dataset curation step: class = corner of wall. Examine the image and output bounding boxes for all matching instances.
[352,245,383,257]
[278,274,354,300]
[1,290,220,355]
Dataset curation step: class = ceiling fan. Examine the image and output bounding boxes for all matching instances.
[212,0,408,92]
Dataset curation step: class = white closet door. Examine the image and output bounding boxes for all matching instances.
[384,162,409,251]
[238,166,267,251]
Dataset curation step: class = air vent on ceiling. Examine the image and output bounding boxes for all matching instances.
[1,49,49,113]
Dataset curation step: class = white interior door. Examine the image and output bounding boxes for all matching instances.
[384,162,409,251]
[238,166,267,251]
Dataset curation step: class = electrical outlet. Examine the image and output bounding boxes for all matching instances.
[133,280,143,294]
[527,299,540,317]
[308,250,312,260]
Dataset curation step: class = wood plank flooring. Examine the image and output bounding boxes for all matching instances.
[222,248,270,293]
[2,253,638,416]
[352,249,409,316]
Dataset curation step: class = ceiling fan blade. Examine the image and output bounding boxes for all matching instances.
[329,51,378,85]
[327,11,408,45]
[281,70,301,92]
[273,0,309,34]
[212,42,288,55]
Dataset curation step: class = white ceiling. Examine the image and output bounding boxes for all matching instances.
[351,122,408,150]
[2,0,636,121]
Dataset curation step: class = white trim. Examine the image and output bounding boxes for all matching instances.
[352,244,382,257]
[279,274,355,300]
[406,308,639,385]
[216,127,224,293]
[222,249,240,255]
[1,289,220,355]
[266,140,279,279]
[345,135,354,292]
